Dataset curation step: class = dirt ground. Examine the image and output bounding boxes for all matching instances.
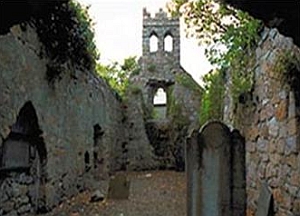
[40,171,186,216]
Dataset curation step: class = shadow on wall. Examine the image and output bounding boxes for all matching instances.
[0,101,48,213]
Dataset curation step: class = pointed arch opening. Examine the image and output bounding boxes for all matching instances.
[153,88,167,119]
[149,33,158,53]
[0,101,47,212]
[164,34,173,52]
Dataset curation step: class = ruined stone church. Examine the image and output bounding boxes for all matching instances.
[0,1,299,216]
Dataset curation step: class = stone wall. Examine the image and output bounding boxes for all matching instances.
[226,28,300,216]
[0,25,124,215]
[124,8,202,171]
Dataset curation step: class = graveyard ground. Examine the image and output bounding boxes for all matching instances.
[40,171,186,216]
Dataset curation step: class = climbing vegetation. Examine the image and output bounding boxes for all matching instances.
[272,49,300,105]
[168,0,262,122]
[96,56,140,97]
[34,0,99,84]
[199,69,225,125]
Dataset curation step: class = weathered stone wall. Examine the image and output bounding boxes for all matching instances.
[124,8,202,171]
[226,28,300,216]
[0,25,124,215]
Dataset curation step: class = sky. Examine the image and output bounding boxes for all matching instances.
[77,0,213,85]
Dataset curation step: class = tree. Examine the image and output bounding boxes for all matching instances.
[168,0,262,123]
[168,0,261,70]
[96,56,140,97]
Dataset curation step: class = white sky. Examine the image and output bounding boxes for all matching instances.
[77,0,213,85]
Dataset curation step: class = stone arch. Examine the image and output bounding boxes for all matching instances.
[149,32,158,53]
[163,32,173,52]
[0,101,48,213]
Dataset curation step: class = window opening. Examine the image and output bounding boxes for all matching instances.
[150,34,158,52]
[164,35,173,52]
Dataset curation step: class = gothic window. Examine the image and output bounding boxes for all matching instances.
[153,88,167,119]
[153,88,166,105]
[164,34,173,52]
[150,33,158,52]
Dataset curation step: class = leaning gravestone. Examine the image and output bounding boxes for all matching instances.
[107,174,130,199]
[186,121,246,216]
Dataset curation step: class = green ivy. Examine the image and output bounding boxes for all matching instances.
[199,69,225,125]
[169,0,262,119]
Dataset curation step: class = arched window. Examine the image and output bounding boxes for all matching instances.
[153,88,167,119]
[153,88,166,105]
[150,34,158,52]
[164,35,173,52]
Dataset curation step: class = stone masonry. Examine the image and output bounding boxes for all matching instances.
[0,25,124,215]
[225,28,300,216]
[124,8,202,171]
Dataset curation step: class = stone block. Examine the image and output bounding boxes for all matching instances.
[276,138,285,155]
[273,188,284,204]
[286,154,298,170]
[287,118,298,136]
[257,138,268,152]
[269,153,281,164]
[259,125,269,138]
[267,117,279,138]
[266,163,278,178]
[107,174,130,199]
[246,141,256,153]
[275,100,288,121]
[285,136,297,155]
[290,172,300,187]
[248,127,259,141]
[293,199,300,214]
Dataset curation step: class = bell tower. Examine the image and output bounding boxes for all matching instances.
[141,8,181,75]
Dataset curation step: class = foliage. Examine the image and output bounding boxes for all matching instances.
[96,56,140,97]
[167,89,190,126]
[272,49,300,105]
[272,49,300,81]
[168,0,262,105]
[34,0,99,84]
[199,69,225,125]
[168,0,261,125]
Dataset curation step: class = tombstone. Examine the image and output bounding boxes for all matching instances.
[107,174,130,199]
[186,121,246,216]
[256,181,273,216]
[0,139,31,171]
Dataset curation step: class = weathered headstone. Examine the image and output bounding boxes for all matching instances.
[186,129,202,216]
[107,174,130,199]
[256,181,273,216]
[186,121,246,216]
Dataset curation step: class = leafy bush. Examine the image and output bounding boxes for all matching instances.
[33,0,99,84]
[96,56,140,97]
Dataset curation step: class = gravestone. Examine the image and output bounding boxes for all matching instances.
[256,181,273,216]
[107,174,130,199]
[0,139,30,171]
[186,121,246,216]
